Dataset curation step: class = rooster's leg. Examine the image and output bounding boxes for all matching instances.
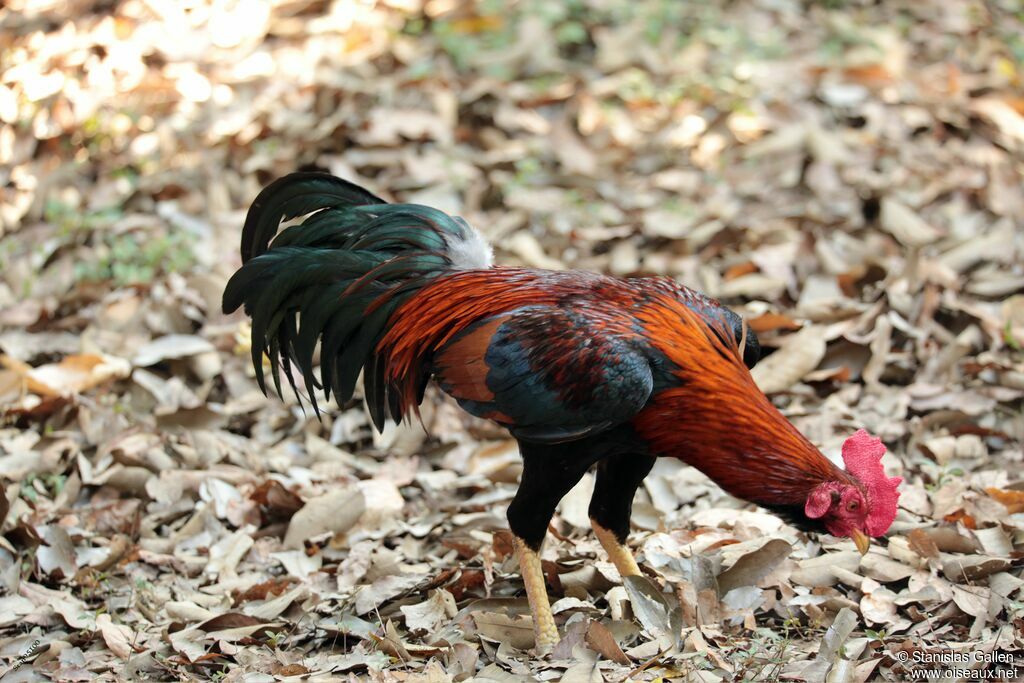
[588,453,656,578]
[591,520,642,577]
[511,535,558,650]
[507,448,597,651]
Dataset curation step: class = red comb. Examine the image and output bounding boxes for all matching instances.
[842,429,902,536]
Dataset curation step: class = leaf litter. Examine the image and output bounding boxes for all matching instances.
[1,0,1023,680]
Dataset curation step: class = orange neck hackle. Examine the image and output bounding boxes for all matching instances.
[631,295,849,506]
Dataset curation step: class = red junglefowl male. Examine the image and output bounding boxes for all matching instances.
[223,172,902,650]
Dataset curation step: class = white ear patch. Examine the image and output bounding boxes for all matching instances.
[444,219,493,270]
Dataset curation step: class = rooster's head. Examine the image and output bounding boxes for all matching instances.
[804,430,902,554]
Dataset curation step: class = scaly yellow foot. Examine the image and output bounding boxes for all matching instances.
[513,535,559,651]
[592,519,642,578]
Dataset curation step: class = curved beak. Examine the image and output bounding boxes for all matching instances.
[850,528,870,555]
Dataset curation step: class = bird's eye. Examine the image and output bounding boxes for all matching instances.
[848,500,860,511]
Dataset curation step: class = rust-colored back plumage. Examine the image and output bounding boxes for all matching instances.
[377,268,649,419]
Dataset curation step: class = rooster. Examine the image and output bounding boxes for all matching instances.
[223,172,902,649]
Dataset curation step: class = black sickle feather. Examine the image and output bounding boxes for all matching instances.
[223,171,483,421]
[238,172,385,263]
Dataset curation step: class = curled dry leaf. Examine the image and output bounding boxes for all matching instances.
[197,613,269,632]
[858,553,916,583]
[354,573,427,616]
[791,551,863,587]
[132,335,216,366]
[560,647,602,683]
[860,584,901,627]
[165,601,216,622]
[205,531,254,579]
[584,620,630,665]
[243,585,308,621]
[401,589,458,634]
[717,538,791,594]
[36,525,76,579]
[95,613,139,659]
[622,575,682,653]
[2,354,131,397]
[751,326,827,393]
[283,486,366,550]
[941,556,1012,583]
[271,550,322,579]
[985,487,1024,514]
[879,198,942,246]
[800,607,858,681]
[472,611,536,650]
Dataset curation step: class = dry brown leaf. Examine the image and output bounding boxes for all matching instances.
[233,577,296,605]
[623,575,682,652]
[942,556,1012,583]
[860,584,902,627]
[2,354,131,397]
[472,611,535,650]
[132,335,216,366]
[36,525,76,579]
[717,538,791,594]
[951,585,992,619]
[906,529,939,559]
[918,526,980,554]
[584,620,630,665]
[859,553,915,583]
[198,613,268,632]
[751,326,827,393]
[400,589,457,634]
[94,614,139,659]
[283,486,366,550]
[791,551,863,587]
[355,573,428,615]
[748,312,802,334]
[561,648,602,683]
[243,585,308,621]
[985,487,1024,514]
[879,198,941,247]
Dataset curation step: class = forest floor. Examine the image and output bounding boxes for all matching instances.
[1,0,1023,680]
